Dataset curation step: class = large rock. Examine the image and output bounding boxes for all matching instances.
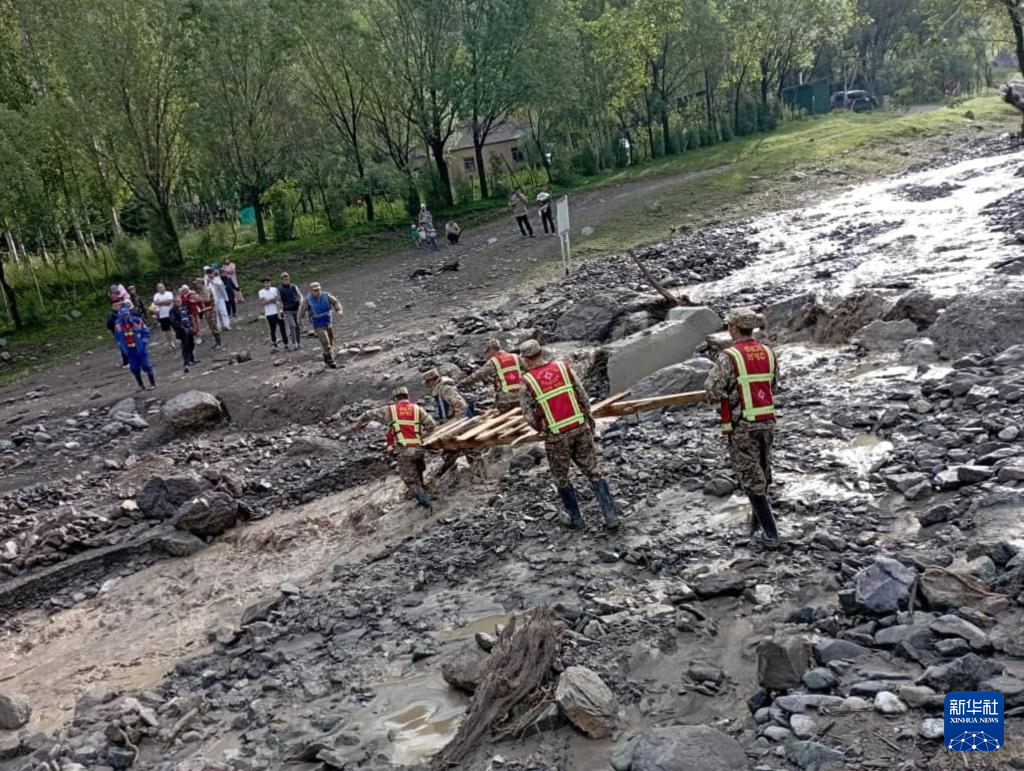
[853,320,918,351]
[441,643,490,694]
[172,492,239,537]
[930,289,1024,357]
[605,307,721,393]
[629,725,746,771]
[921,653,1003,692]
[883,289,944,329]
[136,472,211,518]
[554,666,618,739]
[813,291,888,344]
[0,691,31,729]
[161,390,228,429]
[554,294,620,341]
[853,557,917,613]
[757,637,812,691]
[629,359,713,399]
[919,567,992,611]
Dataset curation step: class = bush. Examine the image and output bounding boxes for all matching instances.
[191,222,231,263]
[720,121,734,141]
[571,146,599,176]
[417,168,448,212]
[404,182,421,217]
[323,188,348,231]
[453,175,475,205]
[262,179,301,241]
[112,235,143,278]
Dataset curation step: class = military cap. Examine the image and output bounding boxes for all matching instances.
[519,339,542,359]
[392,385,409,398]
[423,368,440,382]
[484,338,501,352]
[726,307,764,329]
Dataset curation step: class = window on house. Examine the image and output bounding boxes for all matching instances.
[463,157,476,172]
[511,147,525,163]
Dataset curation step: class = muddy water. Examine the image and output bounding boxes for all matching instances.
[0,476,404,730]
[694,148,1024,302]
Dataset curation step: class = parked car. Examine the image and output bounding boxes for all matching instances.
[829,90,879,112]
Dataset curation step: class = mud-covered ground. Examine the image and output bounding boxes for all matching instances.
[2,132,1024,771]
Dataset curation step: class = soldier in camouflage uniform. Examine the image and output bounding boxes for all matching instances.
[424,368,485,479]
[519,339,619,529]
[704,307,781,549]
[351,386,437,508]
[458,339,524,413]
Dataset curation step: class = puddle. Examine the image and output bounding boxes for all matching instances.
[827,432,894,476]
[367,672,468,766]
[435,612,512,641]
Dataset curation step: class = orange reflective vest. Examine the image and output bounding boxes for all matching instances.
[522,360,586,434]
[490,352,523,394]
[387,401,423,447]
[719,339,776,433]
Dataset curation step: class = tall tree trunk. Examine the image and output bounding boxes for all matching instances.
[0,254,21,330]
[152,201,185,269]
[734,63,748,136]
[472,114,489,199]
[705,69,715,134]
[4,229,20,265]
[1009,5,1024,78]
[428,135,454,208]
[759,59,770,105]
[251,189,267,244]
[111,206,123,238]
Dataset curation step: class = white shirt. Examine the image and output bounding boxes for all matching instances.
[153,291,174,318]
[258,287,280,317]
[210,276,228,303]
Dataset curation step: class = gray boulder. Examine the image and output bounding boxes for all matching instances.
[930,289,1024,357]
[883,289,944,329]
[901,338,937,365]
[136,472,211,518]
[173,492,239,537]
[153,530,207,558]
[554,294,620,341]
[629,725,746,771]
[108,398,138,422]
[161,390,228,429]
[555,665,617,739]
[629,359,713,399]
[441,643,490,694]
[853,557,917,613]
[0,691,31,730]
[757,636,812,691]
[921,653,1003,692]
[853,319,918,351]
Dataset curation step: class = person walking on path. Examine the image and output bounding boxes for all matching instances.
[153,283,176,349]
[537,184,555,235]
[106,306,129,368]
[519,339,619,530]
[704,307,781,550]
[204,266,231,331]
[114,304,157,392]
[198,278,224,350]
[445,220,461,245]
[258,277,287,349]
[351,386,437,509]
[169,294,199,372]
[458,338,523,413]
[509,187,534,238]
[278,272,302,350]
[297,281,343,368]
[221,258,243,317]
[424,368,486,481]
[179,285,202,344]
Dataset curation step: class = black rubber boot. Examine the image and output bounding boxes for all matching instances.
[749,493,780,549]
[324,353,337,369]
[411,486,432,509]
[132,370,145,391]
[147,370,156,388]
[557,485,583,528]
[746,494,762,535]
[592,478,620,530]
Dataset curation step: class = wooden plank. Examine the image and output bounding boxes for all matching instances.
[599,390,706,416]
[454,409,517,442]
[472,409,528,441]
[423,415,481,446]
[588,391,631,416]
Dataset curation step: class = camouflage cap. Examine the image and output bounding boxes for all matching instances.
[727,307,764,329]
[423,368,440,382]
[392,385,410,398]
[484,338,501,352]
[519,339,542,359]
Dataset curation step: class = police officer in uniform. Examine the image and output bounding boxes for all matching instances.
[518,339,619,530]
[704,307,781,549]
[351,386,437,508]
[457,339,524,413]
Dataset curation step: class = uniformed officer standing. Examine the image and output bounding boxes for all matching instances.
[351,386,437,508]
[518,339,619,530]
[457,339,524,413]
[704,307,781,549]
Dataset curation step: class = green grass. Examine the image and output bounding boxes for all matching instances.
[0,95,1017,384]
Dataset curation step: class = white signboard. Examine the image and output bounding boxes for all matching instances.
[556,195,570,235]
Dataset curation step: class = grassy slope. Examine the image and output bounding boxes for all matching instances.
[1,96,1016,384]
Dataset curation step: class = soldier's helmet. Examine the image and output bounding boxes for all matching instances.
[519,339,542,359]
[726,307,765,330]
[392,385,410,398]
[485,338,501,353]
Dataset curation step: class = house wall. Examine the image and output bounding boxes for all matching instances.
[449,140,526,179]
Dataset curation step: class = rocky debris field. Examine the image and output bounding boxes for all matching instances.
[2,134,1024,771]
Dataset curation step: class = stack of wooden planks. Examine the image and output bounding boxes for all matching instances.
[423,390,707,450]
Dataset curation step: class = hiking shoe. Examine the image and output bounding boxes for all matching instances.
[750,533,781,551]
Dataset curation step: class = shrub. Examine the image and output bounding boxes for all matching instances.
[112,235,143,278]
[262,179,301,241]
[571,146,599,176]
[453,175,475,205]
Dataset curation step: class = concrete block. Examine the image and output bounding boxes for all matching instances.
[606,306,721,393]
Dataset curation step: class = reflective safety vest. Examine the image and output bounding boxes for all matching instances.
[719,339,776,433]
[387,401,423,447]
[490,352,523,394]
[306,293,333,329]
[522,360,587,435]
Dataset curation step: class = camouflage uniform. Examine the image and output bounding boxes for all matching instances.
[703,338,779,495]
[199,283,222,334]
[461,357,520,412]
[519,360,600,487]
[353,405,437,490]
[429,377,483,473]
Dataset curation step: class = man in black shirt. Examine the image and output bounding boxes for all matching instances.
[278,271,303,350]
